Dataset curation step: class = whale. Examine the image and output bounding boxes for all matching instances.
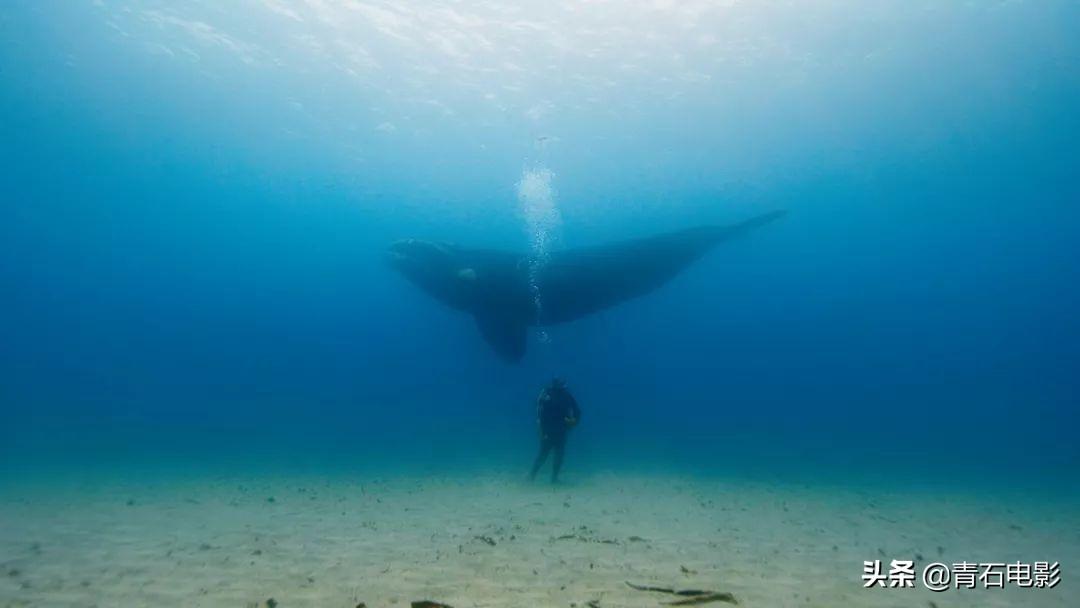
[387,210,786,362]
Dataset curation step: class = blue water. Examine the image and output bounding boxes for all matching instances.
[1,1,1078,490]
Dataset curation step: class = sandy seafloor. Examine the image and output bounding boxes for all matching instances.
[0,470,1075,608]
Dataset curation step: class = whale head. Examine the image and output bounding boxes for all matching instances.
[387,239,476,310]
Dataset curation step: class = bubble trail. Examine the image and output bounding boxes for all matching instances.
[516,166,561,342]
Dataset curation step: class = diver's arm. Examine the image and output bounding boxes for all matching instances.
[537,390,549,419]
[565,394,581,426]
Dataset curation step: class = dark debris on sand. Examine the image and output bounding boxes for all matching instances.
[552,525,620,545]
[626,581,738,606]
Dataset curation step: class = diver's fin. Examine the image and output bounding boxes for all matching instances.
[474,313,526,362]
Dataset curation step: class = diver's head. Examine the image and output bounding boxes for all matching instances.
[549,376,566,390]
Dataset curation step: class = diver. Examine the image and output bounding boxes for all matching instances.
[529,377,581,483]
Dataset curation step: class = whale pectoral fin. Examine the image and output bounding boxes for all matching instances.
[474,313,526,362]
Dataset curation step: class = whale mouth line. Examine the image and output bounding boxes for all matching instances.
[386,239,418,267]
[385,251,409,271]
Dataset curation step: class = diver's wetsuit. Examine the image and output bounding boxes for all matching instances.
[529,385,581,483]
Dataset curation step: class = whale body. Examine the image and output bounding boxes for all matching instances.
[387,210,786,362]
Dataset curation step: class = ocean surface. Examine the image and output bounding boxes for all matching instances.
[1,2,1078,606]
